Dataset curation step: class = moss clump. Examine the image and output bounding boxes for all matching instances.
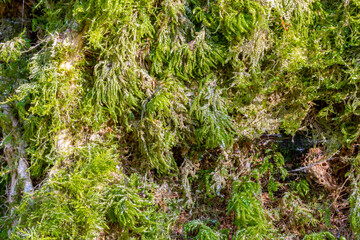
[1,0,360,239]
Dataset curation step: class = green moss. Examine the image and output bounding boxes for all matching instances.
[1,0,360,238]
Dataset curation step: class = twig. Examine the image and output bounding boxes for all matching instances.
[280,17,288,31]
[288,156,337,173]
[22,38,48,53]
[22,0,25,30]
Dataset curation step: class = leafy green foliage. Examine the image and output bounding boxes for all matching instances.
[0,31,27,63]
[5,145,172,239]
[228,178,275,239]
[106,175,154,235]
[8,145,117,239]
[290,179,310,198]
[259,149,286,199]
[303,231,337,240]
[1,0,360,238]
[280,191,320,235]
[184,220,227,240]
[349,154,360,237]
[191,75,235,149]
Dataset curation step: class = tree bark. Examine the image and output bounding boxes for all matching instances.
[1,103,33,203]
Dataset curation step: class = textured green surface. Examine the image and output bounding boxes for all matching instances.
[1,0,360,239]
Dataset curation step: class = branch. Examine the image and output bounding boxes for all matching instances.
[288,156,337,173]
